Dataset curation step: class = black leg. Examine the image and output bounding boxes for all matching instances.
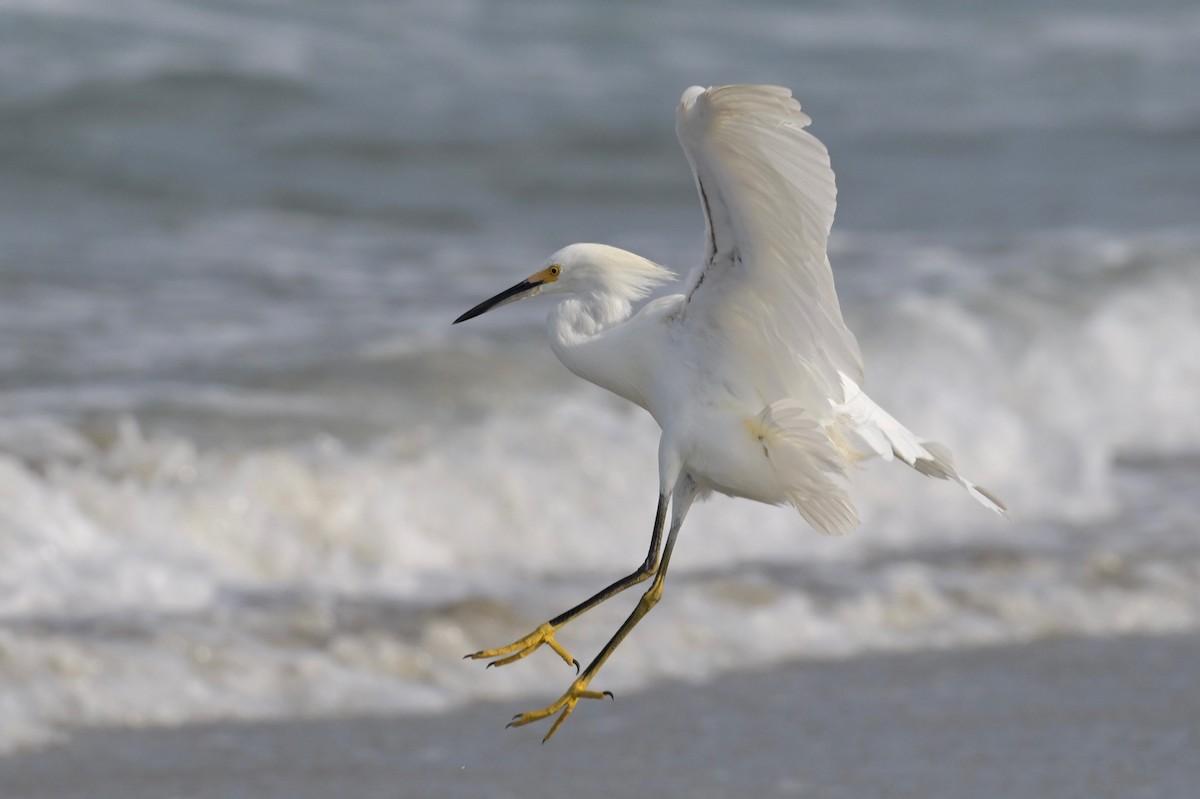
[465,493,669,670]
[508,476,698,742]
[549,492,669,626]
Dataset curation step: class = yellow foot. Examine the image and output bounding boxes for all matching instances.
[464,621,579,671]
[506,677,614,743]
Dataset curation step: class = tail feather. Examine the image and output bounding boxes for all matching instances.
[758,400,860,536]
[835,374,1008,518]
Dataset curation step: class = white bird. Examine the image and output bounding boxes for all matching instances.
[455,84,1006,742]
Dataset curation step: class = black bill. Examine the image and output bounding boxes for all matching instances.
[453,279,539,324]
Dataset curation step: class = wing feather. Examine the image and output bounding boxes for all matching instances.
[675,84,863,409]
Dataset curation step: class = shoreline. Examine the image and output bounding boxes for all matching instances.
[3,633,1198,799]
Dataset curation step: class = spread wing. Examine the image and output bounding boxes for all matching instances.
[674,85,862,410]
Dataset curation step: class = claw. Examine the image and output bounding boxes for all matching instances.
[603,690,614,700]
[506,677,612,742]
[465,621,577,670]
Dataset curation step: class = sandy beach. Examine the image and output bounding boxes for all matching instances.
[3,633,1196,799]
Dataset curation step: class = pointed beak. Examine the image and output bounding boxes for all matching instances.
[453,278,542,324]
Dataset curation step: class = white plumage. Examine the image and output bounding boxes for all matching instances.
[456,84,1006,742]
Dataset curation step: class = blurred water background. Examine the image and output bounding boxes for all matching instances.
[1,0,1198,751]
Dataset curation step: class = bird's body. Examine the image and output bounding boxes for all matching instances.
[455,84,1006,741]
[544,247,825,512]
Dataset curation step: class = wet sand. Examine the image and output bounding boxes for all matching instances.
[3,634,1197,799]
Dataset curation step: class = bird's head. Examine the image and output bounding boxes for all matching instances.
[453,243,674,324]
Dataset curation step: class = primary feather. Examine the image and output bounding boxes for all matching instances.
[675,84,863,411]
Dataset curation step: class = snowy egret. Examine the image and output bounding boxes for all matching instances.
[455,84,1006,742]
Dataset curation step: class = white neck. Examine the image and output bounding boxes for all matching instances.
[546,292,649,408]
[548,293,635,347]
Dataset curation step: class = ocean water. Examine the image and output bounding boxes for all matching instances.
[2,0,1199,752]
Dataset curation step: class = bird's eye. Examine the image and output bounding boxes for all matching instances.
[549,265,561,277]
